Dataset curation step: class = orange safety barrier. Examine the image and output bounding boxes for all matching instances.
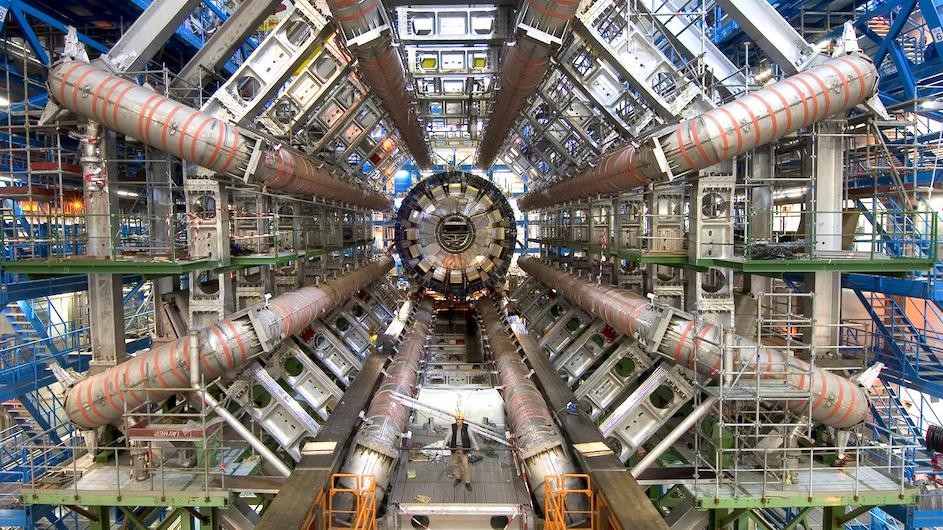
[544,474,596,530]
[544,474,626,530]
[303,474,378,530]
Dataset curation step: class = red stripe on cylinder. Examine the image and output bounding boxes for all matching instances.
[806,71,832,121]
[823,62,851,109]
[71,67,97,111]
[718,107,743,153]
[160,104,187,152]
[733,99,761,148]
[676,125,698,169]
[111,85,136,130]
[100,76,125,129]
[57,63,86,108]
[210,325,236,370]
[177,112,201,160]
[782,78,810,125]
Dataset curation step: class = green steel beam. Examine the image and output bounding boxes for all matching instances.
[87,506,110,530]
[230,253,311,267]
[834,505,875,525]
[155,508,184,530]
[531,239,700,268]
[708,508,728,530]
[21,490,229,508]
[822,506,840,530]
[746,509,775,530]
[0,238,372,276]
[0,258,219,275]
[533,238,932,273]
[717,508,748,528]
[782,506,813,530]
[697,257,933,273]
[181,511,195,530]
[118,506,150,530]
[696,490,916,509]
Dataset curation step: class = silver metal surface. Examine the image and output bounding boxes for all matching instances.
[339,297,436,503]
[518,53,878,210]
[172,0,283,91]
[98,0,201,73]
[64,257,394,429]
[518,257,871,429]
[200,0,330,126]
[199,393,293,477]
[599,364,694,462]
[713,0,818,74]
[394,171,516,297]
[46,61,391,211]
[631,396,718,477]
[475,298,579,513]
[325,0,432,167]
[476,0,581,168]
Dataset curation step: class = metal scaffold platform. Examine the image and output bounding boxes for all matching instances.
[1,0,943,527]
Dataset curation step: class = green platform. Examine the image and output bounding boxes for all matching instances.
[0,240,375,276]
[530,239,934,275]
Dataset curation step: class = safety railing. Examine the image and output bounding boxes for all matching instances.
[304,474,378,530]
[0,210,190,263]
[19,437,230,504]
[544,474,627,530]
[739,208,938,262]
[545,474,595,530]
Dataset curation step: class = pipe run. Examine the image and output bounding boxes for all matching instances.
[517,53,878,210]
[339,297,436,503]
[476,0,582,169]
[46,61,392,212]
[518,257,869,429]
[325,0,432,169]
[198,393,293,477]
[475,42,552,169]
[65,257,395,429]
[476,298,579,514]
[630,396,717,477]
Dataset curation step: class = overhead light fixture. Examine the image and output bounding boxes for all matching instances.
[0,95,10,107]
[919,100,943,110]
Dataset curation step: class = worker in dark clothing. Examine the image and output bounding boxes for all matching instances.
[443,411,479,490]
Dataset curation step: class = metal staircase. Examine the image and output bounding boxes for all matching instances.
[854,289,943,396]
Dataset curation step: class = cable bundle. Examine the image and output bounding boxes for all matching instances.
[926,424,943,453]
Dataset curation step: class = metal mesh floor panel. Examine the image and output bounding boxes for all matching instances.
[387,437,529,508]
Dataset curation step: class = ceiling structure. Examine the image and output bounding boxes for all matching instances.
[1,0,943,528]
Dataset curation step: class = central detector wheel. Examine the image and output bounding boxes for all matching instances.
[436,214,477,253]
[393,170,516,298]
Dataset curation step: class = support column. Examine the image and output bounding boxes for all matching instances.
[147,148,180,339]
[87,506,111,530]
[821,506,840,530]
[647,184,685,309]
[805,121,844,354]
[82,122,127,374]
[738,145,774,337]
[185,175,234,328]
[687,171,735,328]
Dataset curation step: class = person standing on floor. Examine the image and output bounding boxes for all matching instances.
[444,411,479,490]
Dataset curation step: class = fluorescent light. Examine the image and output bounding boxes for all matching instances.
[0,95,10,107]
[772,186,808,200]
[116,190,140,198]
